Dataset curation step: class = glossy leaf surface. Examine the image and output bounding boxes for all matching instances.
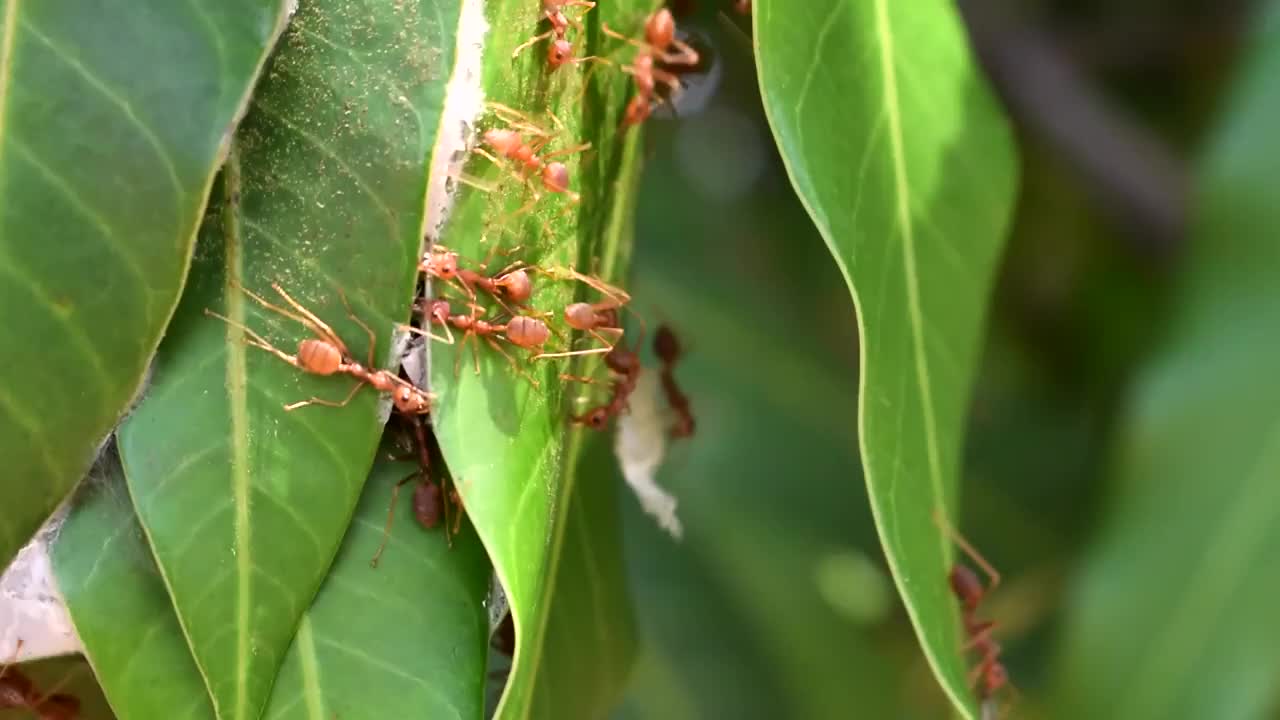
[0,0,288,569]
[114,1,458,717]
[754,0,1018,715]
[427,1,648,717]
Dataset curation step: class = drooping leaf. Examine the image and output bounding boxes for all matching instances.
[753,0,1018,716]
[0,0,289,569]
[615,85,933,715]
[54,450,491,720]
[427,1,649,717]
[1050,9,1280,720]
[113,1,459,717]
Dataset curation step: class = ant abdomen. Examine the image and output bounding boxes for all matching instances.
[298,338,343,375]
[413,481,443,529]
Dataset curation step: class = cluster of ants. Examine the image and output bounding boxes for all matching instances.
[202,3,711,561]
[0,642,80,719]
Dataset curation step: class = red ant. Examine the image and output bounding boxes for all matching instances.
[512,0,598,69]
[934,510,1015,715]
[532,267,634,360]
[371,415,466,566]
[419,246,534,313]
[204,283,434,416]
[654,324,695,438]
[602,9,702,127]
[564,337,643,430]
[409,298,550,386]
[733,0,751,14]
[0,641,80,720]
[473,103,591,211]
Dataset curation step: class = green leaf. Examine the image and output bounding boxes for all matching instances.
[0,0,288,569]
[615,91,928,715]
[754,0,1017,716]
[0,655,114,720]
[54,452,491,720]
[427,1,648,717]
[1050,10,1280,720]
[112,1,459,717]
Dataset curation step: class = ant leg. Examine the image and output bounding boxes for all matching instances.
[511,29,554,59]
[337,289,378,368]
[962,623,997,652]
[659,39,701,68]
[559,373,604,386]
[399,323,455,345]
[203,309,307,372]
[533,346,613,361]
[933,508,1002,590]
[486,337,540,388]
[601,22,650,51]
[284,380,367,412]
[370,470,420,568]
[541,141,593,161]
[0,638,23,681]
[266,283,353,357]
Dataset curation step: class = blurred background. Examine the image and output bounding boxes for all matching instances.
[605,0,1268,717]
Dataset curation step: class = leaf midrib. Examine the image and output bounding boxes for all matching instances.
[0,0,20,172]
[221,141,254,720]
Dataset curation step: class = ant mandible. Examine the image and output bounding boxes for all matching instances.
[204,283,434,416]
[933,510,1015,714]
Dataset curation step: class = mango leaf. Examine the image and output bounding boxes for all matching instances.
[427,1,648,717]
[0,0,288,569]
[113,1,459,717]
[1050,10,1280,720]
[615,77,938,713]
[753,0,1018,716]
[54,451,490,720]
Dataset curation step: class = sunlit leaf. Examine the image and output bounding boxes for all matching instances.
[754,0,1017,715]
[114,1,459,717]
[427,1,651,717]
[0,0,288,569]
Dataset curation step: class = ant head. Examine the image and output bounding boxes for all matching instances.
[548,38,573,67]
[646,8,675,48]
[425,249,458,279]
[395,386,432,414]
[507,316,551,349]
[542,162,571,193]
[498,269,533,303]
[483,128,523,157]
[426,299,452,326]
[563,302,596,330]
